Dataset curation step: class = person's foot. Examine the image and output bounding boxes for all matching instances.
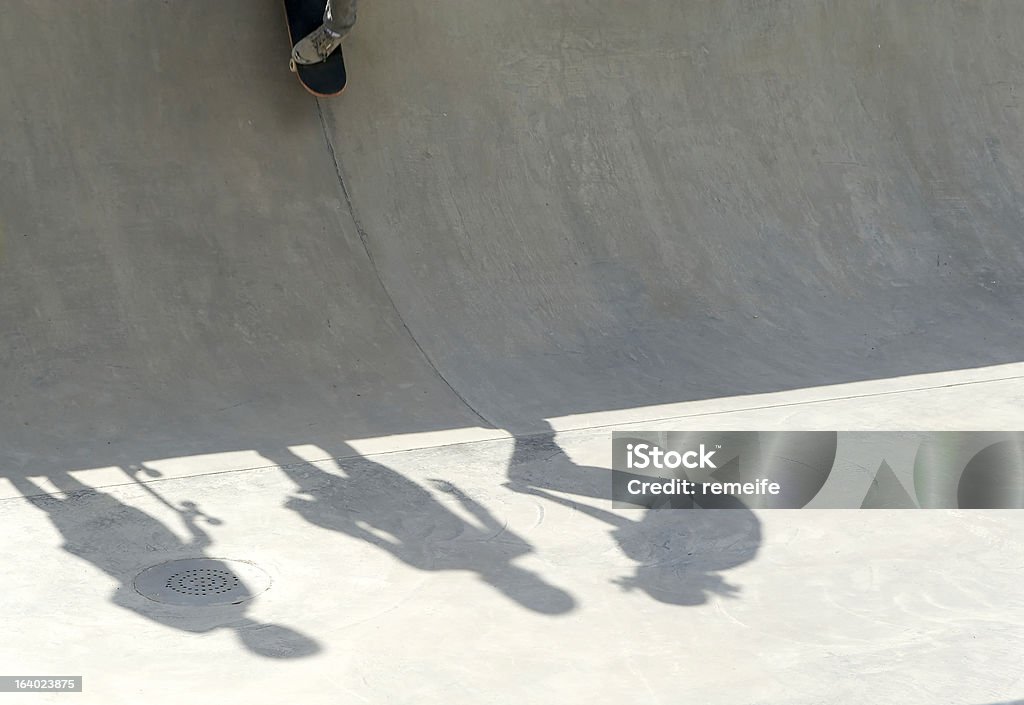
[291,24,343,66]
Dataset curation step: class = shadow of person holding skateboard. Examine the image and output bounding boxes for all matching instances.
[9,470,320,659]
[256,443,576,616]
[504,421,762,606]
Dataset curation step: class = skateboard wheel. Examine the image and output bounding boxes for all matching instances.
[289,58,297,73]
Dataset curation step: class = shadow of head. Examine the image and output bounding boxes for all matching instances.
[480,564,576,616]
[612,508,761,607]
[231,621,322,659]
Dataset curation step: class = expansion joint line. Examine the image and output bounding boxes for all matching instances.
[313,99,497,429]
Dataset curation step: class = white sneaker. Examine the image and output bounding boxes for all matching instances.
[291,24,343,65]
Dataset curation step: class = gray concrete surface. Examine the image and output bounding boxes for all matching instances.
[1,0,1024,703]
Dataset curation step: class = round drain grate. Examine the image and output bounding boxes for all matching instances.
[166,568,240,596]
[134,558,271,607]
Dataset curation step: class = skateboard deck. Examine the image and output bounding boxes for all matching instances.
[283,0,347,97]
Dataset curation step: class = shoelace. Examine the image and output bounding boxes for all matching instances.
[312,28,339,58]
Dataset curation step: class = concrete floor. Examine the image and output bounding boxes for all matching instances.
[2,0,1024,702]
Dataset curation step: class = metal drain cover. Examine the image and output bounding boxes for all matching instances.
[134,558,271,606]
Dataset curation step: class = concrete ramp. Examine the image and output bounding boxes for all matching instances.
[2,1,1024,473]
[340,0,1024,426]
[1,2,1023,703]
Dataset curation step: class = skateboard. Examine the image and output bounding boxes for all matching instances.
[283,0,347,97]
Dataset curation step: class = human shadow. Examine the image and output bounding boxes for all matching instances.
[10,470,320,659]
[505,421,762,606]
[258,444,575,615]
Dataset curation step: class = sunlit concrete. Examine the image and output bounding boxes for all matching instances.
[2,428,1023,704]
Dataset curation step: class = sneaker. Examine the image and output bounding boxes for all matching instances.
[291,24,343,65]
